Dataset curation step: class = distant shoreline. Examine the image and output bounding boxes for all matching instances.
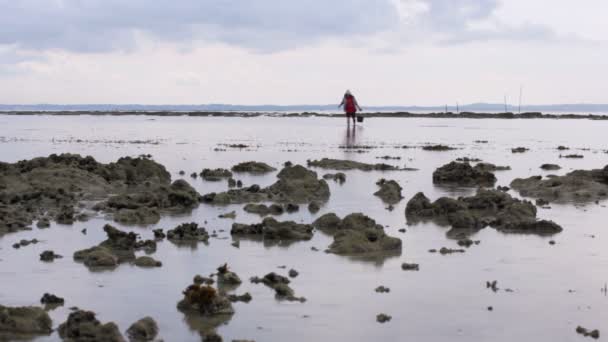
[2,111,608,120]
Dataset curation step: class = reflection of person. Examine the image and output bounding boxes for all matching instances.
[338,90,362,125]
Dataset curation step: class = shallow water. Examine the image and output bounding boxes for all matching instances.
[1,115,607,341]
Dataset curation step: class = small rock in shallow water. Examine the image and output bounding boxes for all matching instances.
[576,326,600,339]
[375,286,390,293]
[376,313,392,323]
[288,269,299,278]
[127,316,158,342]
[40,293,64,305]
[401,263,419,271]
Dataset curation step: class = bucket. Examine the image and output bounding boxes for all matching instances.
[356,116,364,123]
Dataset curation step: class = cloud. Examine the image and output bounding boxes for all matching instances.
[0,0,400,53]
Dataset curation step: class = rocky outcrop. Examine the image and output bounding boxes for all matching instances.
[74,224,154,269]
[58,310,125,341]
[126,316,158,342]
[202,165,329,204]
[167,222,210,244]
[374,179,403,204]
[0,154,204,233]
[200,168,232,181]
[432,162,496,186]
[307,158,399,171]
[231,217,313,242]
[312,213,402,256]
[510,166,608,203]
[231,161,276,174]
[0,305,52,338]
[405,189,563,236]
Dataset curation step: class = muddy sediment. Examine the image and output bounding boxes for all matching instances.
[510,166,608,203]
[405,189,563,237]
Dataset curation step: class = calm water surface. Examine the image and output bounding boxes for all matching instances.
[0,115,607,341]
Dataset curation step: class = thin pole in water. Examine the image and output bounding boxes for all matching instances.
[518,85,523,114]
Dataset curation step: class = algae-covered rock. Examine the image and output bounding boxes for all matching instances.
[177,284,234,317]
[126,316,158,342]
[317,213,402,256]
[231,161,276,174]
[167,222,209,243]
[58,309,125,341]
[243,203,284,216]
[374,179,403,204]
[308,158,399,171]
[510,166,608,203]
[0,305,52,337]
[231,217,313,242]
[432,162,496,186]
[405,190,563,236]
[202,164,329,205]
[322,173,346,184]
[134,256,162,268]
[201,168,233,181]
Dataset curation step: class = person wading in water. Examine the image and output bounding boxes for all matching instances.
[339,90,362,125]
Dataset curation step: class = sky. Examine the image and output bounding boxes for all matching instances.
[0,0,607,106]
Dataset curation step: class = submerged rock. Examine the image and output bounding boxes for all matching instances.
[231,161,276,174]
[40,293,64,305]
[134,256,162,268]
[202,165,329,204]
[422,144,456,151]
[201,168,233,181]
[58,309,125,341]
[126,316,158,342]
[243,203,284,216]
[40,250,63,262]
[374,179,403,204]
[405,190,563,236]
[376,313,392,323]
[231,217,313,242]
[322,173,346,184]
[250,273,305,302]
[432,162,496,186]
[0,305,52,337]
[510,166,608,203]
[540,164,561,171]
[308,158,399,171]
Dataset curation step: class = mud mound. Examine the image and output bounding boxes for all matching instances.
[202,165,329,204]
[58,310,124,341]
[374,179,403,204]
[432,162,496,186]
[231,161,276,173]
[307,158,399,171]
[0,305,52,338]
[231,217,313,242]
[405,189,563,236]
[510,167,608,203]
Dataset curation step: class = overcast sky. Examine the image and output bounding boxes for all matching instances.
[1,0,607,105]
